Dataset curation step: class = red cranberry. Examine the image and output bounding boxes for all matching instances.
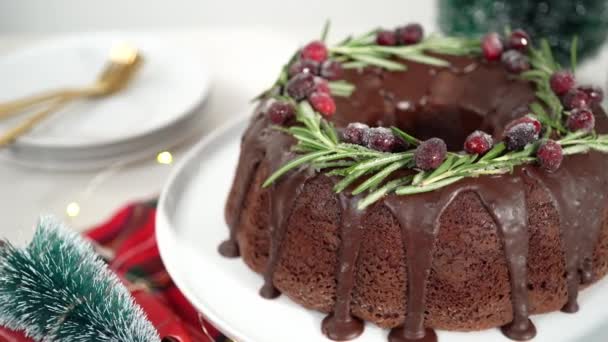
[309,92,336,117]
[288,59,319,77]
[482,33,503,61]
[376,30,397,46]
[286,73,316,100]
[396,23,424,45]
[504,122,539,151]
[320,60,343,80]
[367,127,402,152]
[301,40,328,62]
[501,50,530,73]
[550,71,575,95]
[342,123,370,145]
[267,101,295,125]
[562,89,590,110]
[578,85,604,105]
[537,139,563,172]
[507,29,531,51]
[313,77,331,94]
[464,130,493,155]
[567,108,595,132]
[504,116,542,136]
[415,138,447,170]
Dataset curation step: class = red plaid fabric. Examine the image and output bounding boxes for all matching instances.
[0,201,227,342]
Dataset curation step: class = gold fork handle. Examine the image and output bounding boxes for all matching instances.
[0,96,72,147]
[0,87,97,120]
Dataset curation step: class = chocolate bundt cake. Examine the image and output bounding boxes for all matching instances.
[220,24,608,342]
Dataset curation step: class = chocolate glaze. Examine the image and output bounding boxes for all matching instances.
[220,113,267,258]
[222,53,608,342]
[321,191,365,341]
[260,130,316,299]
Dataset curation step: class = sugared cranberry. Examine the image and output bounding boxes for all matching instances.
[367,127,402,152]
[396,23,424,45]
[286,73,316,100]
[504,116,542,136]
[567,108,595,132]
[504,122,539,150]
[267,101,295,125]
[562,89,590,110]
[537,140,563,172]
[578,85,604,105]
[550,71,575,95]
[507,29,530,51]
[313,77,331,94]
[309,92,336,117]
[501,50,530,73]
[482,33,503,61]
[342,123,370,145]
[320,60,343,80]
[376,30,397,46]
[415,138,447,170]
[288,59,319,77]
[464,130,493,155]
[301,40,328,62]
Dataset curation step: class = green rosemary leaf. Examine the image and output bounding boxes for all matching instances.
[570,35,578,73]
[320,20,331,43]
[562,144,590,155]
[479,142,506,162]
[263,150,332,187]
[329,81,356,97]
[587,143,608,153]
[352,160,410,195]
[334,169,367,193]
[350,153,410,172]
[540,39,558,71]
[357,176,413,210]
[313,160,354,170]
[396,176,465,195]
[292,134,328,150]
[520,69,549,80]
[412,170,426,185]
[425,154,456,180]
[342,61,368,69]
[321,120,339,145]
[350,54,407,71]
[391,126,421,146]
[450,153,474,169]
[399,53,450,66]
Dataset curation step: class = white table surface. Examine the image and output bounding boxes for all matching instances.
[1,27,607,246]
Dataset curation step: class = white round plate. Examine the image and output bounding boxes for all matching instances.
[0,32,209,149]
[157,116,608,342]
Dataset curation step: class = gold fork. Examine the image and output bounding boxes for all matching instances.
[0,44,143,146]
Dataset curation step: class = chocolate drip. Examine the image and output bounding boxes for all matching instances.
[384,172,535,342]
[260,130,316,299]
[384,188,460,342]
[322,192,365,341]
[475,172,536,341]
[524,154,608,313]
[220,114,268,257]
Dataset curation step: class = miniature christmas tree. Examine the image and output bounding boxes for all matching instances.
[0,216,160,341]
[439,0,608,64]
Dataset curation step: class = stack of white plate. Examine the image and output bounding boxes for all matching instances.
[0,32,210,170]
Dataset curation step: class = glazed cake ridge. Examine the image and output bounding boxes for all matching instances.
[220,24,608,342]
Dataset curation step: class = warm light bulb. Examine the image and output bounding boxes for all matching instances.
[66,202,80,217]
[156,151,173,165]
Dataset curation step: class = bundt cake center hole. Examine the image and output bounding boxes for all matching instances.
[396,106,493,150]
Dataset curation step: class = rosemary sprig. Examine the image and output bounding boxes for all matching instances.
[264,105,608,209]
[330,34,480,71]
[258,27,608,209]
